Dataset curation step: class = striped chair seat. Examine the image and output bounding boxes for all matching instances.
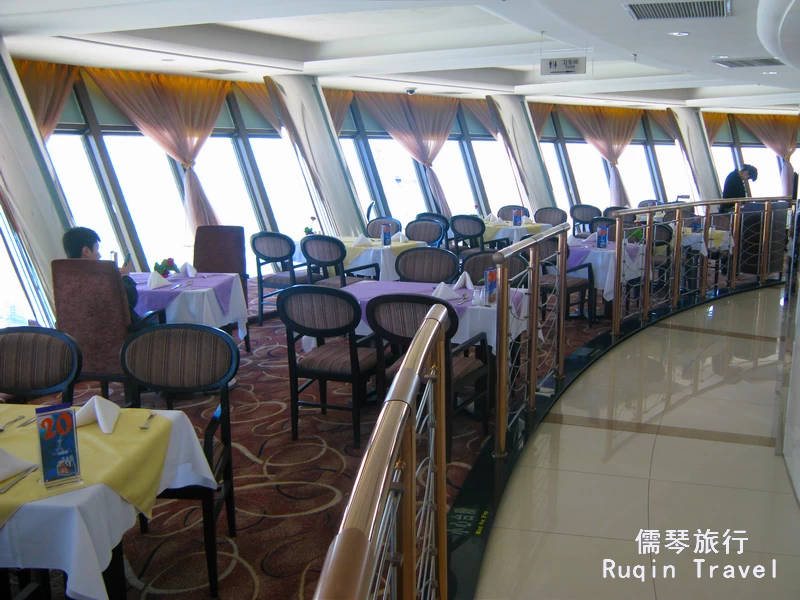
[298,344,377,374]
[261,268,324,287]
[539,274,590,291]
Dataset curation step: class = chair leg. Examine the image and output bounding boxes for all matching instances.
[353,379,365,449]
[244,324,251,353]
[224,466,236,537]
[65,384,75,407]
[319,380,327,415]
[579,290,586,317]
[201,492,219,598]
[139,513,149,534]
[290,375,300,441]
[101,381,109,398]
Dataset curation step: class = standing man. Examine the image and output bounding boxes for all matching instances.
[61,226,139,322]
[720,164,758,213]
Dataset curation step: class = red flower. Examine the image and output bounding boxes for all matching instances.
[310,216,317,221]
[161,272,169,278]
[166,258,175,266]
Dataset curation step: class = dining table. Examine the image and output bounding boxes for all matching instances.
[0,405,215,600]
[292,236,426,281]
[130,272,249,339]
[565,239,647,301]
[483,221,553,245]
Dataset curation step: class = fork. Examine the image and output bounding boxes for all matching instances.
[457,294,469,305]
[0,415,24,432]
[140,411,156,430]
[0,465,38,494]
[17,416,36,428]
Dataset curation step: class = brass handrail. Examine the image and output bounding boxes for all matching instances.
[612,196,792,215]
[492,222,571,264]
[314,304,450,600]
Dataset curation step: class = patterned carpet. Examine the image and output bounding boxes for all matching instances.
[7,284,608,599]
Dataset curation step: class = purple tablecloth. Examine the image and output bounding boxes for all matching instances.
[130,273,236,315]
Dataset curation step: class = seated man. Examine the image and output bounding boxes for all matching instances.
[62,227,139,323]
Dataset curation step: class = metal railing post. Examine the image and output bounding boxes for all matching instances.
[641,212,654,321]
[398,418,416,600]
[761,201,772,284]
[433,334,448,600]
[700,208,711,299]
[556,231,568,378]
[494,262,509,458]
[612,216,625,335]
[671,215,683,308]
[730,202,741,291]
[528,244,540,411]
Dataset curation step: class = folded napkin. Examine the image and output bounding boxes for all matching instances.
[0,449,35,483]
[491,217,507,226]
[351,234,373,247]
[432,282,462,301]
[586,232,598,243]
[521,216,534,224]
[179,262,198,277]
[76,395,121,434]
[567,235,584,247]
[147,270,171,289]
[452,272,475,290]
[484,212,497,222]
[391,232,409,243]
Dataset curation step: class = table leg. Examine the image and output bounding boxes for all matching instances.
[102,542,126,600]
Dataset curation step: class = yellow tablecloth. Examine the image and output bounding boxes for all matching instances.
[483,222,547,242]
[325,237,422,277]
[0,405,171,527]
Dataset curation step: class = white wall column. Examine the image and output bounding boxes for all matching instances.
[271,75,365,237]
[487,94,556,212]
[668,107,722,203]
[0,39,70,320]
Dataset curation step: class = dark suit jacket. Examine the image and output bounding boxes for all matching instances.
[122,275,140,323]
[720,170,746,212]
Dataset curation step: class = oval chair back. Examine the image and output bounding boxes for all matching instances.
[570,205,601,237]
[589,217,618,241]
[395,247,459,283]
[534,207,567,226]
[497,205,530,220]
[638,200,661,208]
[461,251,527,286]
[0,326,82,405]
[603,206,636,224]
[405,219,445,247]
[366,217,401,238]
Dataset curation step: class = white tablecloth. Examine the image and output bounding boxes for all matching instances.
[681,230,734,256]
[292,242,426,281]
[0,410,215,600]
[162,275,248,340]
[485,223,553,245]
[563,243,647,301]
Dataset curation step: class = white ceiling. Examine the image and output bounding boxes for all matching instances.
[4,0,800,112]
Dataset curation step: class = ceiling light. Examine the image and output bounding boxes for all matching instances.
[668,31,690,36]
[763,71,778,75]
[161,58,176,62]
[713,55,729,59]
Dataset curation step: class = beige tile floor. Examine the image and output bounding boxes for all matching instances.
[477,287,800,599]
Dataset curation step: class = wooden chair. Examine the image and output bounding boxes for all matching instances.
[395,247,459,283]
[365,294,490,459]
[0,326,82,405]
[405,219,445,247]
[277,285,378,449]
[603,206,636,224]
[194,225,251,352]
[461,251,527,287]
[301,235,380,287]
[497,205,530,220]
[534,207,567,226]
[366,217,401,238]
[537,238,596,326]
[449,214,508,257]
[121,324,239,598]
[416,212,450,246]
[638,199,661,208]
[589,217,618,241]
[51,259,164,399]
[251,232,323,325]
[570,205,601,238]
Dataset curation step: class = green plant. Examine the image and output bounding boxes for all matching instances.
[153,258,180,278]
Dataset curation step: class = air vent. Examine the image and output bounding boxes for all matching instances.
[195,68,246,75]
[623,1,731,20]
[712,57,785,68]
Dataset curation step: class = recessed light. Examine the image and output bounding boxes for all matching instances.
[763,71,778,75]
[161,58,176,62]
[668,31,690,37]
[713,55,729,59]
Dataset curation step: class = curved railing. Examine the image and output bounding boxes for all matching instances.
[314,304,450,600]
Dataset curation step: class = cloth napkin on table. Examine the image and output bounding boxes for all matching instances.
[0,449,35,483]
[391,232,409,243]
[484,212,497,222]
[179,262,198,277]
[521,216,534,225]
[452,272,475,290]
[76,395,121,434]
[567,235,585,247]
[147,270,171,289]
[351,234,373,247]
[432,282,462,301]
[491,217,507,226]
[585,232,598,244]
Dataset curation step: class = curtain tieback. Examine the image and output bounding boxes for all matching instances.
[609,159,619,167]
[182,158,196,169]
[785,153,794,161]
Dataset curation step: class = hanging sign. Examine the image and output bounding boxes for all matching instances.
[541,57,587,75]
